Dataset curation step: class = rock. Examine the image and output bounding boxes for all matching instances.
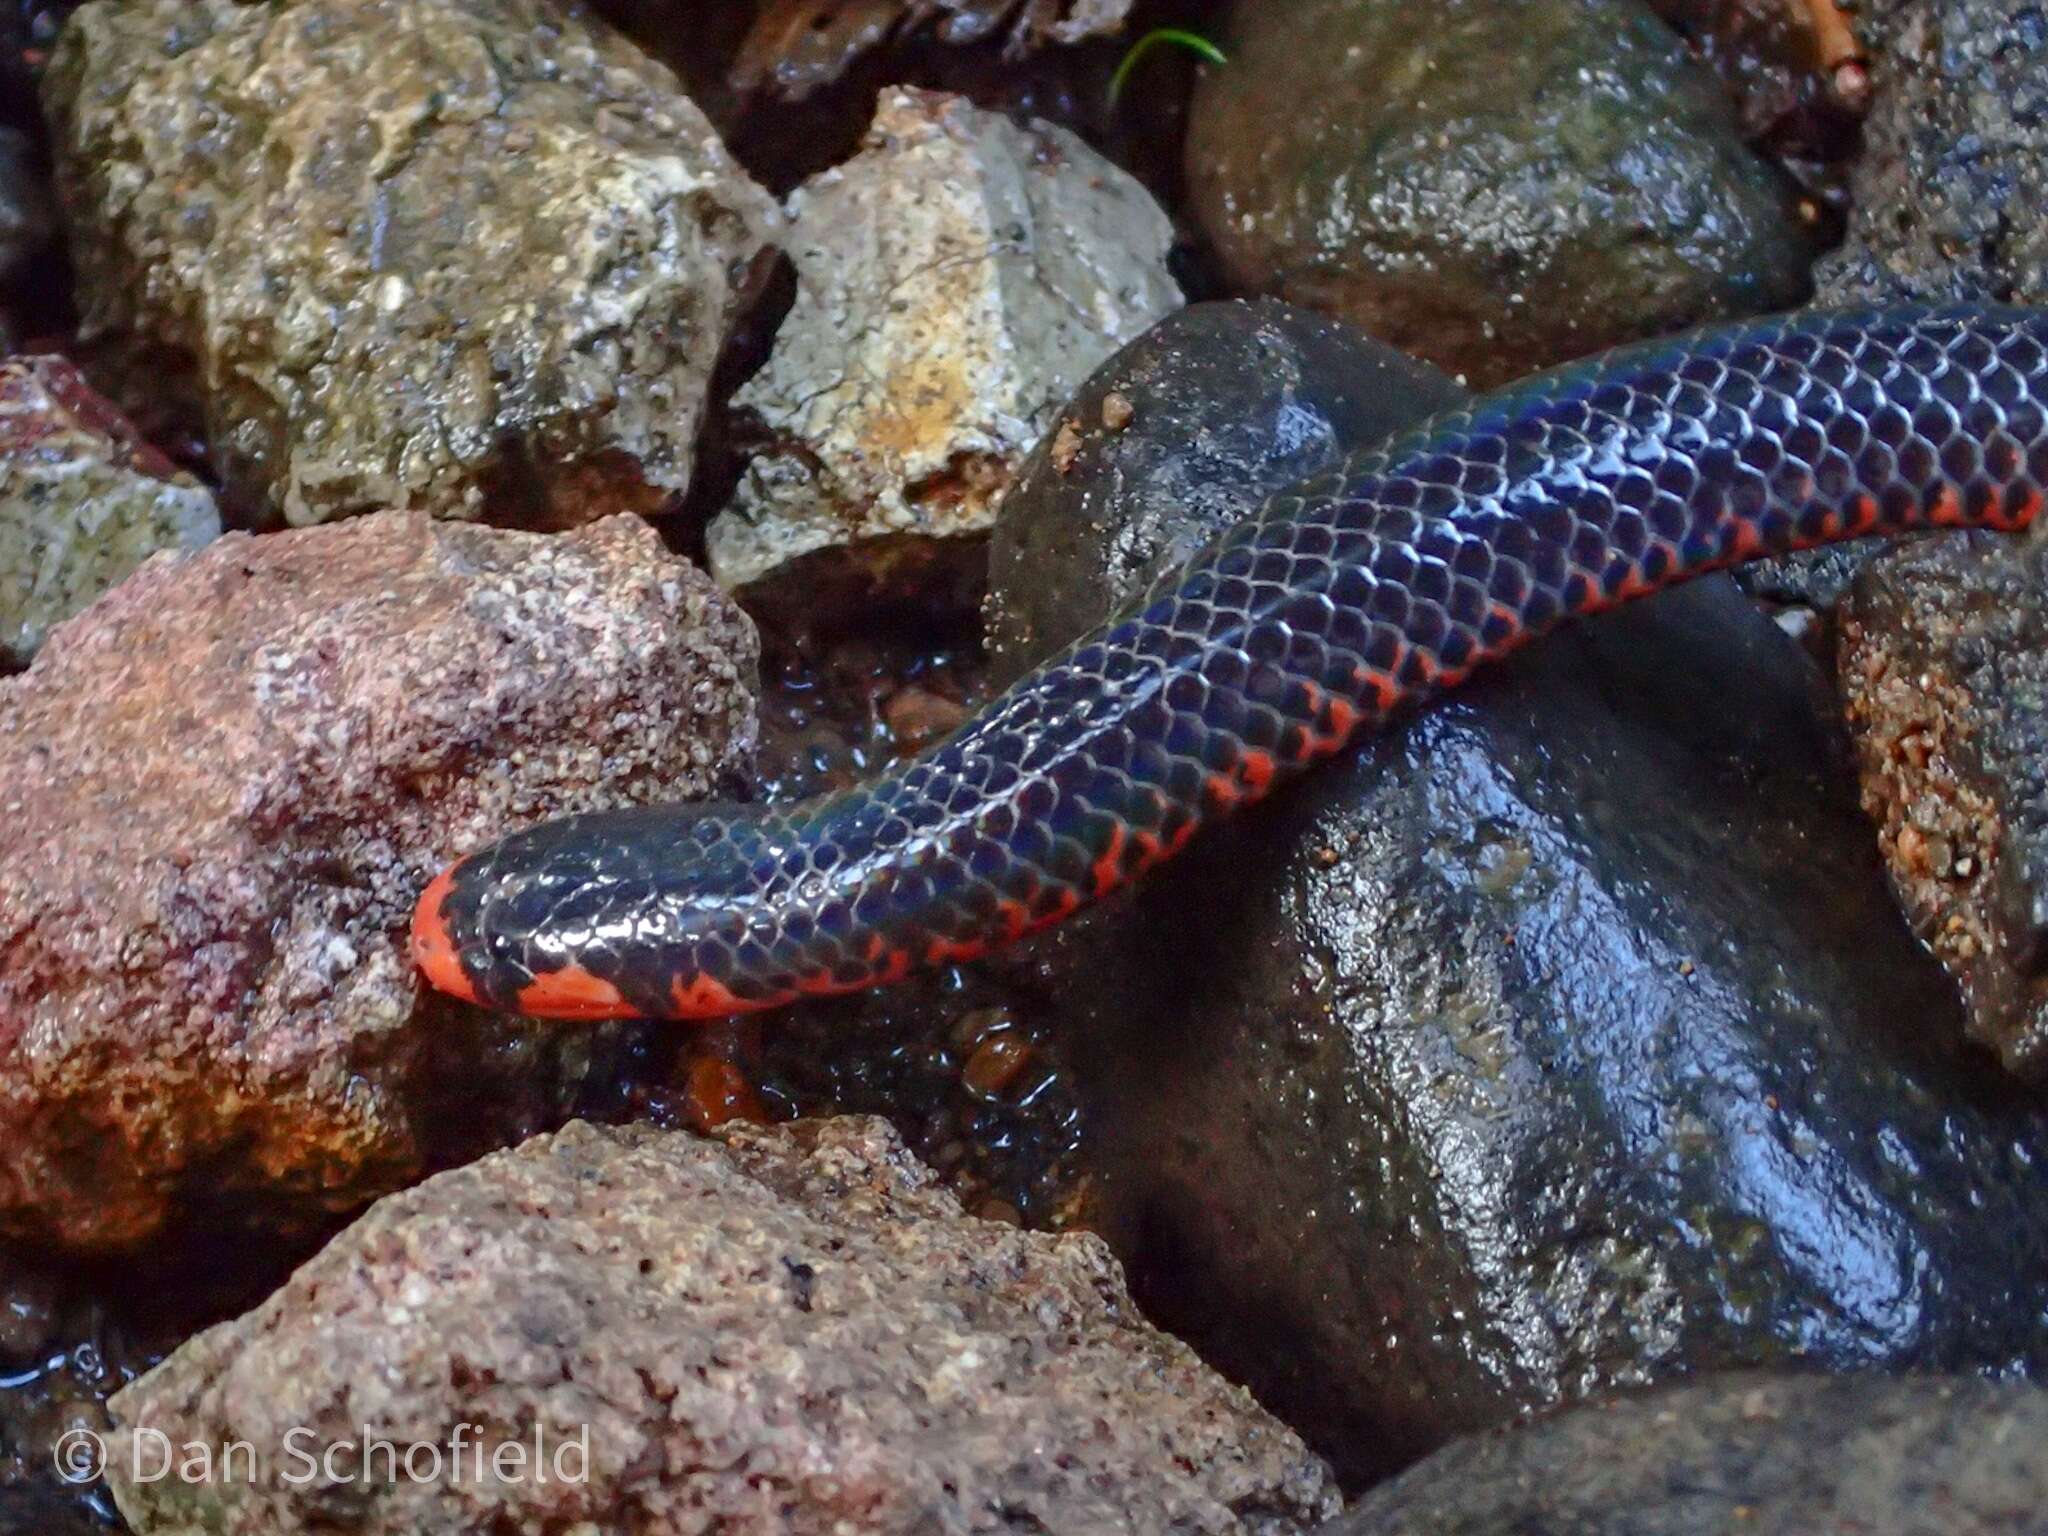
[0,126,54,284]
[707,86,1179,595]
[1742,0,2048,613]
[0,511,757,1252]
[1040,581,2048,1483]
[1184,0,1812,388]
[984,323,2048,1484]
[106,1116,1339,1536]
[43,0,778,527]
[0,354,220,667]
[1327,1373,2048,1536]
[1839,533,2048,1078]
[986,299,1468,682]
[1816,0,2048,307]
[1787,0,2048,1057]
[731,0,1137,100]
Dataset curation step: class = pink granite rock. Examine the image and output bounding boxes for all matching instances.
[108,1116,1339,1535]
[0,511,756,1250]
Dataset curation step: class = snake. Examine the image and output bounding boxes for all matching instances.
[413,305,2048,1021]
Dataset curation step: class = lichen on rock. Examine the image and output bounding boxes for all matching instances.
[0,354,219,667]
[42,0,779,527]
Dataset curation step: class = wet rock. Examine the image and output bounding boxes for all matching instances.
[43,0,778,527]
[984,333,2048,1483]
[1839,533,2048,1078]
[987,299,1467,680]
[707,86,1179,594]
[1816,0,2048,307]
[107,1116,1339,1536]
[0,127,54,285]
[732,0,1136,100]
[1031,579,2048,1483]
[1184,0,1812,388]
[1328,1373,2048,1536]
[0,354,219,667]
[0,511,757,1252]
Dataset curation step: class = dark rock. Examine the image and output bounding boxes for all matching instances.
[1645,0,1869,174]
[987,298,1468,683]
[0,512,757,1252]
[985,315,2048,1485]
[1036,579,2048,1484]
[1740,0,2048,612]
[1778,0,2048,1064]
[107,1117,1339,1535]
[1327,1373,2048,1536]
[1816,0,2048,308]
[1184,0,1813,388]
[1840,533,2048,1078]
[0,1258,60,1364]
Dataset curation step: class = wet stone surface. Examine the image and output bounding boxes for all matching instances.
[0,511,756,1253]
[988,298,1469,683]
[1746,0,2048,612]
[0,354,219,668]
[43,0,778,527]
[985,311,2048,1485]
[728,0,1137,101]
[1817,0,2048,308]
[1328,1372,2048,1536]
[709,85,1178,595]
[1038,577,2048,1483]
[1185,0,1813,387]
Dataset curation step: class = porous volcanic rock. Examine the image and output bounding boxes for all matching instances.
[107,1116,1339,1536]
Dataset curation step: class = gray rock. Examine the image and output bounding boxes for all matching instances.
[987,299,1468,683]
[43,0,779,527]
[1840,533,2048,1078]
[107,1116,1339,1536]
[1184,0,1812,388]
[1328,1373,2048,1536]
[708,86,1179,594]
[985,321,2048,1485]
[0,511,756,1251]
[0,354,219,667]
[1816,0,2048,307]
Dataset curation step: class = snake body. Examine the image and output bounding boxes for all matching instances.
[414,307,2048,1020]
